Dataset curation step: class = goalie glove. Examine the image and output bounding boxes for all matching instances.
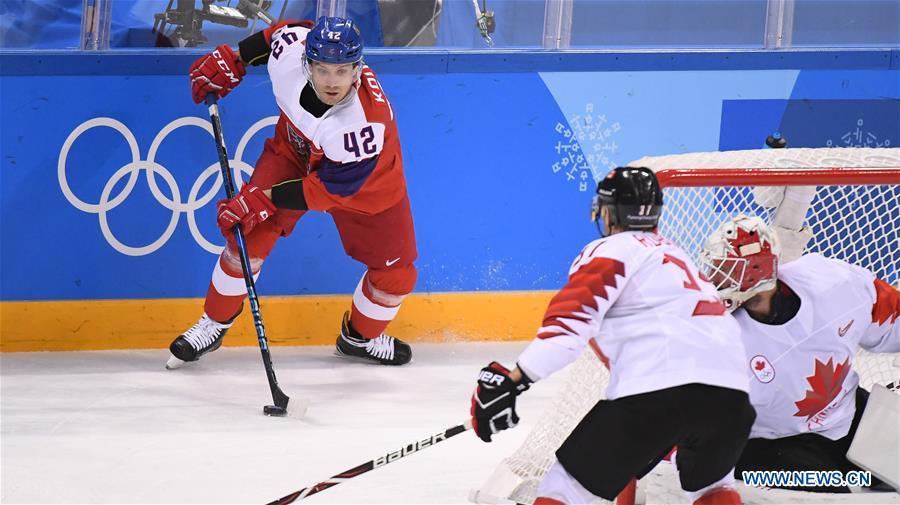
[471,362,532,442]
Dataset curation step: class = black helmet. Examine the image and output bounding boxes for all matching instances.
[591,166,663,235]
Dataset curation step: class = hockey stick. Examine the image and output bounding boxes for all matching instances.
[205,94,290,417]
[266,419,474,504]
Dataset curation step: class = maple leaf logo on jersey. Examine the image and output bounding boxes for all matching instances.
[538,257,626,339]
[793,357,851,420]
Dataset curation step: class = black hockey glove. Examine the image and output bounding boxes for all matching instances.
[470,362,532,442]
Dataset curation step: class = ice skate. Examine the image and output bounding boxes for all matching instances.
[166,314,234,369]
[334,311,412,365]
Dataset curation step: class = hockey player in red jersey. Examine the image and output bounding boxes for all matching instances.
[470,167,756,505]
[166,17,416,368]
[701,215,900,492]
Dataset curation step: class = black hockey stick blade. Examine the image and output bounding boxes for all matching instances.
[266,419,473,503]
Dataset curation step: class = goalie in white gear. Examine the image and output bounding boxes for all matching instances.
[470,167,755,505]
[701,215,900,492]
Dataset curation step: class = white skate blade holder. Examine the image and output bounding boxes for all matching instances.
[165,355,186,370]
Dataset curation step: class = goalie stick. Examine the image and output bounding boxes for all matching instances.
[205,94,291,417]
[266,420,473,504]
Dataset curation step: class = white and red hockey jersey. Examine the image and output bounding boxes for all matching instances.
[263,22,406,215]
[737,253,900,441]
[517,231,749,400]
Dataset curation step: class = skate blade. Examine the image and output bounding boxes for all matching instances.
[165,355,187,370]
[333,348,413,366]
[333,348,381,365]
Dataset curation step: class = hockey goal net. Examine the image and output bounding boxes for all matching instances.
[472,147,900,504]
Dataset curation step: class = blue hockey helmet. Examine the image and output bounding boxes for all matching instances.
[305,16,364,65]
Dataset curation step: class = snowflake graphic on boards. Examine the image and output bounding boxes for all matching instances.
[552,104,622,192]
[826,118,892,148]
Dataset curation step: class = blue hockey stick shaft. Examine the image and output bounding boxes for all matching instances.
[205,94,289,413]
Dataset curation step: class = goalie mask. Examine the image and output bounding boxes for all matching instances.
[701,215,781,310]
[591,166,663,237]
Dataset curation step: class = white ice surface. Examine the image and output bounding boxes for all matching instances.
[2,342,898,505]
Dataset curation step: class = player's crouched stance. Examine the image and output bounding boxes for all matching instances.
[471,167,756,505]
[701,216,900,492]
[166,17,416,369]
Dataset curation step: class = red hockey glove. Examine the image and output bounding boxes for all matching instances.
[471,362,531,442]
[189,44,246,104]
[217,184,276,240]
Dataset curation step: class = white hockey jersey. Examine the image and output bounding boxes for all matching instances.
[517,231,749,400]
[737,253,900,441]
[268,25,391,164]
[263,22,405,214]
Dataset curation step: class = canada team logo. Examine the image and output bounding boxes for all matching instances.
[58,115,278,256]
[750,355,775,384]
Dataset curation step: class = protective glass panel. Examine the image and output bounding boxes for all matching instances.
[3,0,898,50]
[791,0,900,46]
[570,0,769,48]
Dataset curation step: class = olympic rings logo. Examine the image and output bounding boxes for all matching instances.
[58,115,277,256]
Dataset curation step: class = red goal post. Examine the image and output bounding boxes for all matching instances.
[655,166,899,187]
[636,147,900,288]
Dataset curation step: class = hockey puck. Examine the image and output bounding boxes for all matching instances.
[765,133,787,149]
[263,405,288,417]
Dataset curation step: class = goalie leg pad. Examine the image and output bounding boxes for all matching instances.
[736,387,887,492]
[847,383,900,490]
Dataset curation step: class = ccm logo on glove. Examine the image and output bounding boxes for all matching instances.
[214,49,242,84]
